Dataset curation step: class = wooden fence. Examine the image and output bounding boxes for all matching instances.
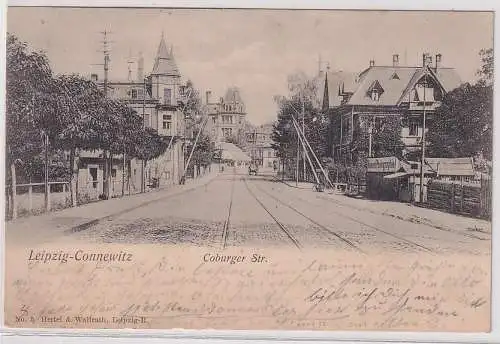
[426,177,491,219]
[8,181,71,219]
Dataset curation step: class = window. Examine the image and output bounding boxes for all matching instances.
[138,88,144,97]
[131,89,138,99]
[390,72,400,80]
[89,167,98,189]
[111,169,117,178]
[222,128,233,137]
[267,151,272,158]
[409,118,419,136]
[212,117,216,124]
[222,115,233,124]
[415,83,435,102]
[371,90,380,101]
[162,114,172,130]
[374,117,383,131]
[164,88,172,105]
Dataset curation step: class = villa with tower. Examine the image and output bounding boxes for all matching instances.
[204,87,247,143]
[79,32,188,198]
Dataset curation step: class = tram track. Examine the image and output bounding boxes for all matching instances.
[221,170,236,249]
[250,181,364,253]
[243,177,303,251]
[266,180,435,254]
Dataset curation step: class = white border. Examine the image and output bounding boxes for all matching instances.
[1,1,498,343]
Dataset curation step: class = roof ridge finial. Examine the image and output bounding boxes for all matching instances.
[161,29,165,40]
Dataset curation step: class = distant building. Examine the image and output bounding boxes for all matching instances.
[321,53,462,162]
[81,32,188,199]
[204,87,247,143]
[246,123,278,168]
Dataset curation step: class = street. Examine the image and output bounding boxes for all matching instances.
[43,167,491,256]
[4,167,492,331]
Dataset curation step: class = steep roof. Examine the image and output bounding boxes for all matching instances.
[348,66,420,106]
[346,66,461,106]
[151,33,180,77]
[223,87,244,104]
[425,157,475,176]
[320,70,358,107]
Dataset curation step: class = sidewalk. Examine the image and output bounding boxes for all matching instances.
[5,168,220,245]
[334,193,489,233]
[278,178,492,236]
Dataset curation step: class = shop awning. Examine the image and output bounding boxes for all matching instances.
[383,172,409,179]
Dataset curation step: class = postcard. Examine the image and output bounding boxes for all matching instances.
[3,7,493,332]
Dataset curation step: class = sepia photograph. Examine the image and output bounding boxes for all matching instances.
[2,7,494,333]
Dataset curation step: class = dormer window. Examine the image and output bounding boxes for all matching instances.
[367,80,384,101]
[390,72,400,80]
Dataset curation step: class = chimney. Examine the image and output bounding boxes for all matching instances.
[90,73,98,82]
[435,53,442,71]
[369,59,375,67]
[422,53,432,67]
[392,54,399,67]
[206,90,212,104]
[137,52,144,81]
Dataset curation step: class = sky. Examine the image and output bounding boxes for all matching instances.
[7,8,494,125]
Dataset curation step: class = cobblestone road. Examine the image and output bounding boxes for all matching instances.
[53,168,491,255]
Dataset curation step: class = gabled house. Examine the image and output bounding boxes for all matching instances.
[80,32,188,200]
[322,53,462,163]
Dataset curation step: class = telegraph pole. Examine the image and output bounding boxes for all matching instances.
[99,29,112,198]
[302,93,306,181]
[141,76,146,193]
[419,56,428,203]
[100,29,111,96]
[121,50,134,197]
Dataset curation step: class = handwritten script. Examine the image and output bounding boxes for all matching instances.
[4,245,490,331]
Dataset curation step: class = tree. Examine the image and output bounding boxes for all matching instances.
[55,74,111,205]
[426,48,493,161]
[6,33,55,218]
[179,79,202,117]
[477,48,493,86]
[427,82,493,160]
[272,71,330,181]
[185,133,213,177]
[354,115,405,160]
[272,92,329,181]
